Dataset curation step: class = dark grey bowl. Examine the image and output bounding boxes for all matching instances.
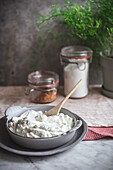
[5,106,82,150]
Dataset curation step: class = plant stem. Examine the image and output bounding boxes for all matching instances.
[95,32,105,52]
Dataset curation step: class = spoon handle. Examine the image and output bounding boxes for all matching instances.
[57,79,82,113]
[45,79,82,116]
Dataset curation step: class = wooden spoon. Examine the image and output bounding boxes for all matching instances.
[45,79,82,116]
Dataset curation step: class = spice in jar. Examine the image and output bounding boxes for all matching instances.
[26,71,59,103]
[34,87,57,103]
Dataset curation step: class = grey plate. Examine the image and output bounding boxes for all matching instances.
[0,115,87,156]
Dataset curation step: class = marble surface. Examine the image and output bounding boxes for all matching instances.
[0,139,113,170]
[0,86,113,170]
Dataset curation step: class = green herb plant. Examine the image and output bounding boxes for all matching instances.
[36,0,113,58]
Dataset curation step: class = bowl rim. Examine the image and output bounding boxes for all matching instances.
[5,106,82,140]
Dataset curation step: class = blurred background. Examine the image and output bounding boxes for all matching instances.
[0,0,102,86]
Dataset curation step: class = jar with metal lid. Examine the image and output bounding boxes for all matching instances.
[26,71,59,103]
[60,46,93,98]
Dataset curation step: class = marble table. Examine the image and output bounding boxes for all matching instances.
[0,86,113,170]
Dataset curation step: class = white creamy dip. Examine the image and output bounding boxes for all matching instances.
[8,110,74,138]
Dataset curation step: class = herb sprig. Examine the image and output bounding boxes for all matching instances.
[36,0,113,57]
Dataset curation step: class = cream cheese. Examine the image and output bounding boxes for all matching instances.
[8,110,74,138]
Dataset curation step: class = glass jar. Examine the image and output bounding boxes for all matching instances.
[60,46,93,98]
[26,71,59,103]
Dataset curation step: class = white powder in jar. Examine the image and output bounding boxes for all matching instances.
[64,60,89,98]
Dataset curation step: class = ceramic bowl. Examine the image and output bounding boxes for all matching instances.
[5,105,82,150]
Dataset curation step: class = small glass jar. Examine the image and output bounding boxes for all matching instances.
[60,46,93,98]
[26,71,59,103]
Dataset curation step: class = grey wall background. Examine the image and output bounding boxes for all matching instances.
[0,0,102,86]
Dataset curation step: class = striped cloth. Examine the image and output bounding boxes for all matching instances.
[84,127,113,140]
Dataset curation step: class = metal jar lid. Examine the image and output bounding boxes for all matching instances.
[28,71,59,88]
[60,46,93,59]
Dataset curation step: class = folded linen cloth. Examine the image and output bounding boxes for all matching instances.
[84,126,113,140]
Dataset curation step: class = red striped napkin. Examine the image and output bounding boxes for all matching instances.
[84,127,113,140]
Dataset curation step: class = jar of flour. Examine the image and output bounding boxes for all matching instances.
[60,46,93,98]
